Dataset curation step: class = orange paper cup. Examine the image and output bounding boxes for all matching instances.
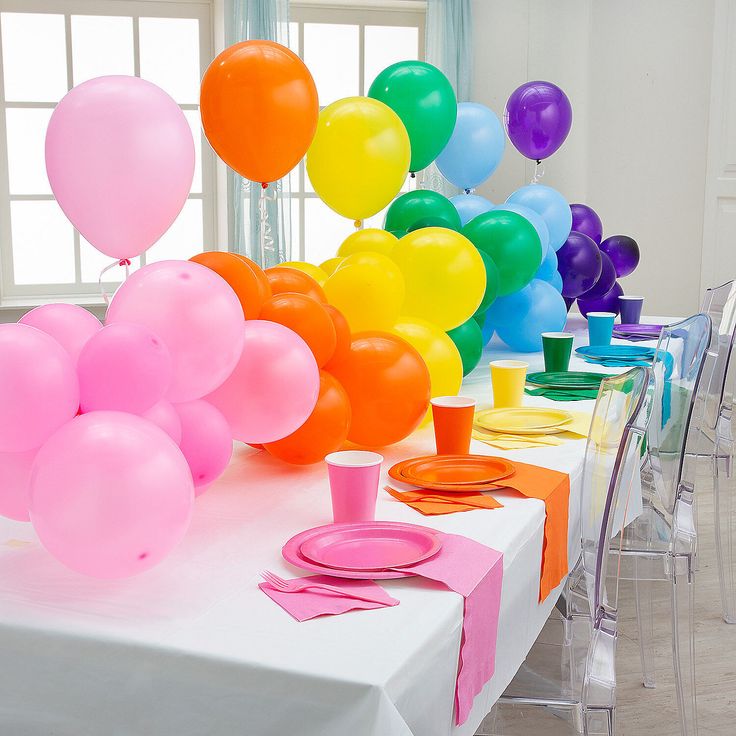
[431,396,477,455]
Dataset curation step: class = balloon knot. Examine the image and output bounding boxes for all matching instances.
[410,172,416,178]
[261,182,268,190]
[464,188,471,195]
[535,159,542,165]
[353,219,362,229]
[118,259,131,267]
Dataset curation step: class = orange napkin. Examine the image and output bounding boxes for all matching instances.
[488,461,569,602]
[384,486,503,515]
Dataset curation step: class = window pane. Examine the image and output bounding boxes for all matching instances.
[5,108,53,195]
[185,110,203,194]
[304,198,353,265]
[290,196,301,259]
[11,200,75,284]
[80,237,140,284]
[71,15,134,85]
[145,199,204,262]
[364,25,419,91]
[139,17,200,104]
[1,13,67,102]
[288,21,299,56]
[363,205,389,231]
[303,24,358,103]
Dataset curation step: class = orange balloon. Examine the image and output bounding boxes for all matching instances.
[200,41,318,184]
[265,266,327,303]
[324,305,351,370]
[329,332,430,447]
[264,371,351,464]
[259,293,337,367]
[190,252,266,320]
[232,254,272,306]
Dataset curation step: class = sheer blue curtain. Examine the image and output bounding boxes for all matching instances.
[225,0,291,266]
[423,0,472,194]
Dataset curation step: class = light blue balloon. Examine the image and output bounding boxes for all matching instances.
[491,202,550,260]
[506,184,572,251]
[450,194,494,227]
[486,279,568,352]
[547,270,563,293]
[437,103,505,190]
[535,247,558,281]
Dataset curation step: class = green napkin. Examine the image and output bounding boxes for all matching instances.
[524,387,599,401]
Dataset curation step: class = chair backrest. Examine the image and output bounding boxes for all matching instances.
[647,313,712,512]
[581,367,653,620]
[699,280,736,431]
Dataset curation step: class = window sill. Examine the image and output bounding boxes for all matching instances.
[0,295,108,322]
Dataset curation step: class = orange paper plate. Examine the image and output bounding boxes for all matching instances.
[389,455,515,491]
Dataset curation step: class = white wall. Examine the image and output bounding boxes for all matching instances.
[472,0,716,317]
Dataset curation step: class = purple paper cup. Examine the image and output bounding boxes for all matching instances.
[326,451,383,523]
[619,296,644,324]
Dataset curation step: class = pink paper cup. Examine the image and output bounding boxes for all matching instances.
[325,450,383,523]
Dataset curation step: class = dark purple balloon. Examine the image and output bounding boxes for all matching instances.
[556,231,602,298]
[600,235,640,278]
[570,203,603,244]
[578,281,624,318]
[579,250,616,300]
[504,81,573,161]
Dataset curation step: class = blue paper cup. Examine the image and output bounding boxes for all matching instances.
[587,311,616,346]
[619,295,644,324]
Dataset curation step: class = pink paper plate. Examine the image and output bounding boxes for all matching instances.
[282,522,440,579]
[299,523,442,571]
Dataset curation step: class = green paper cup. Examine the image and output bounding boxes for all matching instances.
[542,332,574,372]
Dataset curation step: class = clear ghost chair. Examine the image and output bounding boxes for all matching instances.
[613,313,711,736]
[479,367,652,736]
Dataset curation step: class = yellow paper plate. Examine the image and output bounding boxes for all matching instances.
[475,407,573,435]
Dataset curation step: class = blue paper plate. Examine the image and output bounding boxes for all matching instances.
[576,345,656,360]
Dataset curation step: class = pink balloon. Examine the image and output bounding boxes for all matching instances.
[206,320,319,444]
[174,400,232,494]
[45,76,194,260]
[0,324,79,453]
[106,260,245,402]
[29,412,194,578]
[0,450,35,521]
[77,322,173,414]
[19,303,101,364]
[142,400,182,444]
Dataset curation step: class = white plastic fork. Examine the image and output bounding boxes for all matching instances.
[259,570,392,605]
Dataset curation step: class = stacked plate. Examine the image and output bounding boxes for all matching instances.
[475,407,574,436]
[282,521,443,579]
[576,344,656,362]
[527,371,607,390]
[388,454,515,491]
[612,323,663,340]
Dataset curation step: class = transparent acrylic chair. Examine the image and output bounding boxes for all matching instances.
[479,367,653,736]
[613,313,711,736]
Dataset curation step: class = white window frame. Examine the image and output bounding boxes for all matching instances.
[289,0,425,260]
[0,0,218,308]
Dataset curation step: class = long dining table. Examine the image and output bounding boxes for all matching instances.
[0,315,662,736]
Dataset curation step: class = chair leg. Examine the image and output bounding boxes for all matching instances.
[670,560,698,736]
[713,443,736,623]
[634,560,657,688]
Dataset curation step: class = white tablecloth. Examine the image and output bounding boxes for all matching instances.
[0,316,658,736]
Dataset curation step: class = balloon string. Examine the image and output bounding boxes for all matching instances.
[98,259,130,306]
[531,159,545,184]
[259,184,276,266]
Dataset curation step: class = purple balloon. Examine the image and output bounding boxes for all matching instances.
[504,81,573,161]
[563,296,575,313]
[578,281,624,318]
[570,203,603,244]
[579,250,616,301]
[600,235,640,278]
[556,231,602,298]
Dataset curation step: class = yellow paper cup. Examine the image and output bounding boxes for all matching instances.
[490,360,529,408]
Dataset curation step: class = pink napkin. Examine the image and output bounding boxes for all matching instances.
[396,533,503,726]
[259,574,399,622]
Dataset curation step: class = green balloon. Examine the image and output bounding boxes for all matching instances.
[462,211,542,297]
[447,318,484,376]
[407,216,459,233]
[387,229,406,239]
[368,61,457,172]
[475,249,500,316]
[385,191,462,233]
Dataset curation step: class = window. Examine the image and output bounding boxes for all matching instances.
[0,0,215,305]
[288,2,425,265]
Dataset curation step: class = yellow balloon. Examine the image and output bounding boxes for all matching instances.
[280,261,329,285]
[306,97,411,221]
[391,227,485,331]
[391,316,463,423]
[338,228,398,258]
[323,252,405,332]
[320,257,345,277]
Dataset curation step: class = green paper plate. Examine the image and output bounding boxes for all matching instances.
[526,371,608,390]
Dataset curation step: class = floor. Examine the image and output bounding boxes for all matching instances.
[476,464,736,735]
